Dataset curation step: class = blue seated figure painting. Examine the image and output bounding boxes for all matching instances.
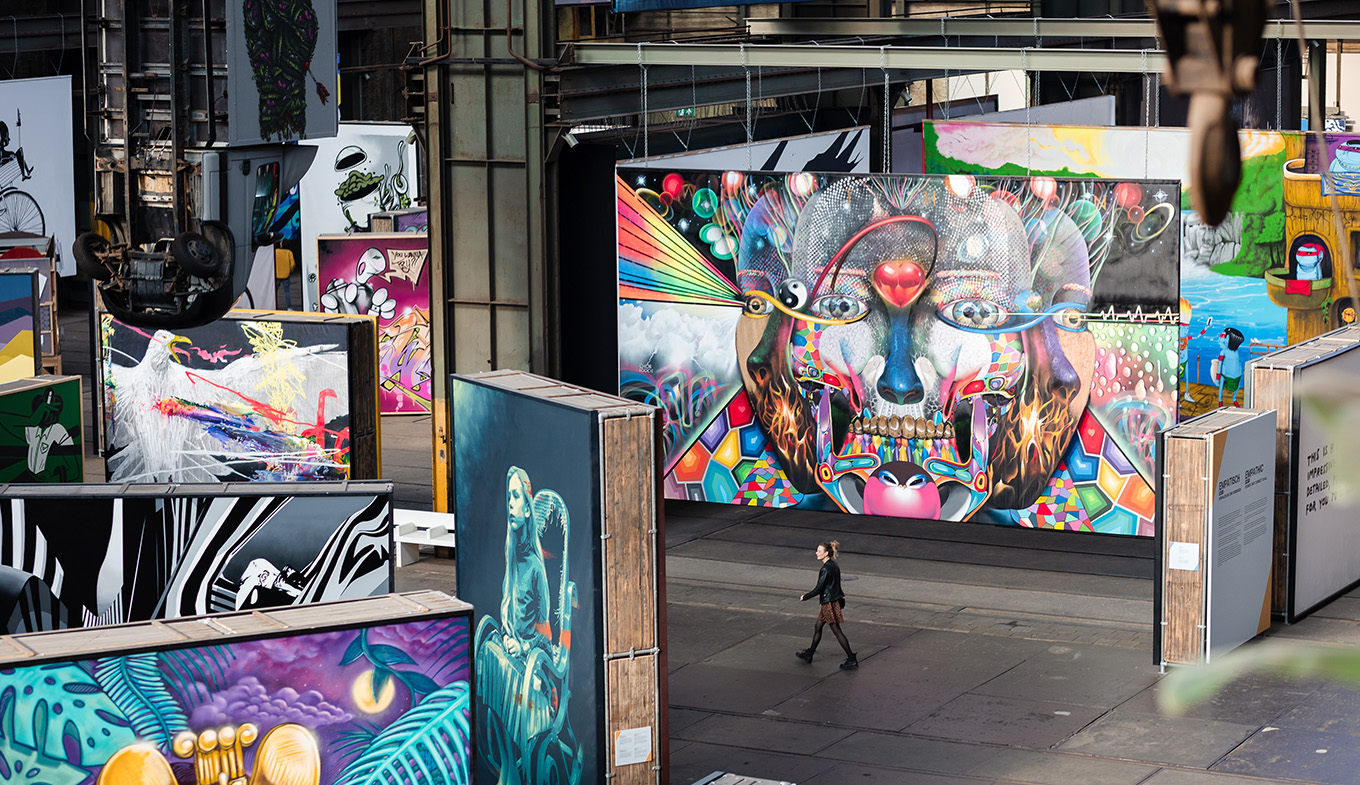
[475,466,582,785]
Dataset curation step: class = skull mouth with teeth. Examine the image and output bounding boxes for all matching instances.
[732,176,1096,520]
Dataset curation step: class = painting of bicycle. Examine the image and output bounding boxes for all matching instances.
[0,76,75,275]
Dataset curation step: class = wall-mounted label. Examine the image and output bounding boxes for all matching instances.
[1169,541,1201,571]
[614,727,653,767]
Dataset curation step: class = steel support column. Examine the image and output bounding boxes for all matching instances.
[424,0,555,510]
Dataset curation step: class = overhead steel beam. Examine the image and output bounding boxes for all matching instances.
[558,63,916,123]
[568,42,1169,73]
[746,16,1360,41]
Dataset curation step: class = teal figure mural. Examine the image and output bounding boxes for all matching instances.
[475,466,582,785]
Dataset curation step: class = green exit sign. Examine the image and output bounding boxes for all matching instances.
[675,107,695,118]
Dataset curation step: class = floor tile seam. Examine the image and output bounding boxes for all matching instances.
[670,599,1153,652]
[687,535,1154,582]
[669,545,1154,599]
[668,584,1154,648]
[673,720,1259,780]
[697,515,1155,560]
[665,562,1154,619]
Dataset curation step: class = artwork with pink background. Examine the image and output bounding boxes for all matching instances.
[317,234,432,414]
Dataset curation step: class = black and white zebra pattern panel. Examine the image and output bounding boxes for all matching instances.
[0,488,393,634]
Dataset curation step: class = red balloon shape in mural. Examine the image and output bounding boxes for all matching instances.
[1029,177,1057,203]
[662,173,684,200]
[1114,182,1143,208]
[872,259,927,309]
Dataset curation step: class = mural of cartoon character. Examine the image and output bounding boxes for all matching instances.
[475,466,582,785]
[1214,327,1249,406]
[1327,138,1360,195]
[619,171,1179,535]
[333,142,411,233]
[0,380,81,483]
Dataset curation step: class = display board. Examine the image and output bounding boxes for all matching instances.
[0,481,393,633]
[0,374,82,483]
[372,208,429,233]
[299,124,420,310]
[924,121,1288,420]
[0,268,38,383]
[224,0,338,145]
[1276,133,1360,343]
[318,234,431,413]
[628,127,871,173]
[1250,327,1360,620]
[393,208,429,232]
[617,169,1180,535]
[0,591,470,785]
[0,76,76,275]
[1156,408,1275,665]
[453,371,664,785]
[0,237,57,357]
[99,309,380,483]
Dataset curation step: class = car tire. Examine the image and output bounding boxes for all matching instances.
[172,231,223,277]
[73,232,113,281]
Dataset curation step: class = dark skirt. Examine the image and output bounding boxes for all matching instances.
[817,601,844,624]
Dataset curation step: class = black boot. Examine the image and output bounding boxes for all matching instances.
[840,653,858,670]
[795,649,814,663]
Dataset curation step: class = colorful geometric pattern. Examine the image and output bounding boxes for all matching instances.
[666,390,802,507]
[1014,411,1154,535]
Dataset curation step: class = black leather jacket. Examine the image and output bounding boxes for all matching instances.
[802,558,845,606]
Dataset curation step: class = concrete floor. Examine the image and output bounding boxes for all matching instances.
[59,306,1360,785]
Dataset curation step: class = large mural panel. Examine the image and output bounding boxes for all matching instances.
[318,234,431,413]
[0,601,470,784]
[618,169,1180,536]
[0,76,76,276]
[299,124,420,311]
[0,375,82,483]
[923,121,1287,418]
[100,310,379,483]
[1273,132,1360,343]
[453,376,599,784]
[0,269,38,383]
[0,484,392,633]
[224,0,338,145]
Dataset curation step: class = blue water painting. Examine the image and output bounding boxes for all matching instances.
[1180,273,1287,387]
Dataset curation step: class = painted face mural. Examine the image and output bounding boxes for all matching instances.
[619,171,1180,535]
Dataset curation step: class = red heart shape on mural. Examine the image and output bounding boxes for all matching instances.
[873,260,926,309]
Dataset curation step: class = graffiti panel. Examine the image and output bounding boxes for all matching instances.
[0,375,81,483]
[1275,132,1360,341]
[0,484,392,633]
[299,124,420,311]
[100,310,379,483]
[923,121,1287,418]
[318,234,431,413]
[452,375,600,784]
[0,604,469,784]
[0,269,37,384]
[617,169,1180,536]
[225,0,338,145]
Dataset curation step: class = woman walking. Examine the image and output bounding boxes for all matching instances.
[796,540,857,670]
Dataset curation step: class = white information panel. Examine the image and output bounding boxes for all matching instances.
[1291,346,1360,617]
[1207,412,1276,659]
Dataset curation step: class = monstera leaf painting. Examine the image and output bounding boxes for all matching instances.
[333,681,472,785]
[0,662,138,768]
[243,0,329,141]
